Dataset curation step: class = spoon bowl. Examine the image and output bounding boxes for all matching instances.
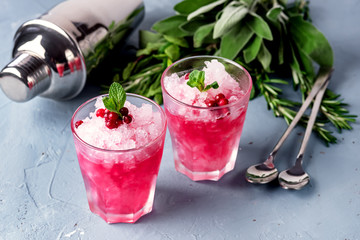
[245,157,278,184]
[278,167,310,190]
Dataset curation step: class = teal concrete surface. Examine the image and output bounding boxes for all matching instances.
[0,0,359,239]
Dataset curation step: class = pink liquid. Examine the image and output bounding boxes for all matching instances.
[165,105,248,181]
[73,139,164,223]
[71,94,166,223]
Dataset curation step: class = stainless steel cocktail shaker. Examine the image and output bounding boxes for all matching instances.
[0,0,144,102]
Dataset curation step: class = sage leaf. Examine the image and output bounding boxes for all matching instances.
[194,23,214,48]
[164,44,180,61]
[297,46,316,79]
[220,24,253,60]
[152,15,189,37]
[257,42,271,71]
[187,0,226,21]
[158,42,172,53]
[136,42,165,56]
[175,0,217,15]
[139,30,163,49]
[239,0,252,6]
[164,35,189,48]
[289,16,333,68]
[246,12,273,40]
[213,2,248,39]
[266,6,283,22]
[180,17,208,34]
[243,35,262,63]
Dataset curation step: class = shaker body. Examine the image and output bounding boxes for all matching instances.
[0,0,144,102]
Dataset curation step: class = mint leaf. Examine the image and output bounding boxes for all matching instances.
[186,70,218,92]
[104,82,126,114]
[103,96,117,113]
[187,70,205,91]
[204,81,219,91]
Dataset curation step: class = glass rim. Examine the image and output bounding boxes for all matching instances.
[71,93,167,153]
[161,55,253,110]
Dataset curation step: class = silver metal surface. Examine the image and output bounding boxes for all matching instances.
[245,68,333,184]
[278,79,330,190]
[0,0,144,102]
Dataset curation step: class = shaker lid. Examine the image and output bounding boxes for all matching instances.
[0,53,51,102]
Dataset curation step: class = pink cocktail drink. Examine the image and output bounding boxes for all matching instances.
[161,56,252,181]
[71,94,167,223]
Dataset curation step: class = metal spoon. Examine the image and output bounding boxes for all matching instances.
[278,79,329,190]
[245,68,333,184]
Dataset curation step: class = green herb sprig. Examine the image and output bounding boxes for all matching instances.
[187,70,219,92]
[103,0,356,145]
[103,82,126,117]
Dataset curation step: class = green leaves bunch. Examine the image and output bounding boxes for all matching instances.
[106,0,356,145]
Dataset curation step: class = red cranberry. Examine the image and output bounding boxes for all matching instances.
[105,119,118,129]
[104,109,110,118]
[217,98,229,106]
[124,114,133,124]
[215,93,226,103]
[204,99,217,107]
[115,119,123,126]
[185,73,190,80]
[96,108,105,118]
[120,107,129,116]
[75,120,83,128]
[108,111,119,120]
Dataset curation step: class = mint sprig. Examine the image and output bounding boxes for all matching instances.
[186,70,219,92]
[103,82,126,116]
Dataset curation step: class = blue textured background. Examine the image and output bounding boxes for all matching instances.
[0,0,359,239]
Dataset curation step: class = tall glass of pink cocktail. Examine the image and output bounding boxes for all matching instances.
[71,93,166,223]
[161,56,252,181]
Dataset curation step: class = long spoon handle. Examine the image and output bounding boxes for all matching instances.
[270,68,333,157]
[295,78,330,165]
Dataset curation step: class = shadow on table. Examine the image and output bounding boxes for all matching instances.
[136,141,317,224]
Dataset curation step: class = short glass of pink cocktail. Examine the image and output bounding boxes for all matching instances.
[161,56,252,181]
[71,94,167,223]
